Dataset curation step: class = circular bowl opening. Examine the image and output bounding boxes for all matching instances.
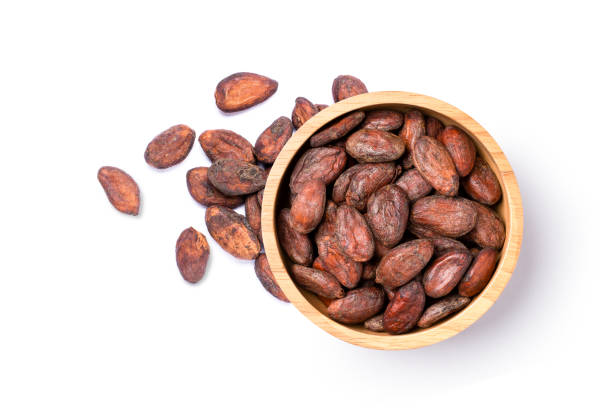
[262,91,523,350]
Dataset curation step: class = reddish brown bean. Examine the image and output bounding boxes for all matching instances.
[432,237,468,256]
[462,157,502,205]
[332,75,368,102]
[437,126,476,177]
[215,72,278,112]
[426,116,445,139]
[466,202,505,249]
[417,295,470,328]
[383,280,426,334]
[292,97,318,129]
[423,250,473,298]
[205,206,261,260]
[253,116,293,164]
[97,166,140,215]
[208,159,266,196]
[345,129,405,163]
[366,185,409,247]
[327,287,385,324]
[395,168,432,202]
[376,239,434,289]
[310,111,365,147]
[332,165,362,204]
[255,254,289,302]
[345,162,397,211]
[175,227,209,284]
[289,147,347,193]
[289,179,326,234]
[186,167,244,208]
[144,124,195,169]
[413,136,459,196]
[245,193,262,243]
[399,110,426,151]
[198,129,255,163]
[459,247,499,296]
[361,110,403,131]
[335,205,375,262]
[291,264,345,299]
[410,195,477,238]
[277,208,313,266]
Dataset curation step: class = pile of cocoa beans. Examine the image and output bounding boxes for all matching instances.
[98,73,505,334]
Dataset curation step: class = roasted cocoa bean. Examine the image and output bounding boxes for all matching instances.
[277,208,313,265]
[395,168,432,202]
[364,314,385,332]
[345,162,396,211]
[289,147,347,193]
[462,157,502,205]
[426,116,444,139]
[423,250,473,298]
[291,264,345,299]
[417,294,470,328]
[335,205,375,262]
[254,116,293,164]
[208,159,266,196]
[399,110,426,151]
[292,97,318,129]
[410,195,477,238]
[186,167,244,208]
[466,202,505,249]
[215,72,278,112]
[383,280,426,334]
[459,247,499,296]
[205,205,261,260]
[412,136,459,196]
[366,185,409,247]
[198,129,255,163]
[345,129,405,163]
[255,254,289,302]
[98,166,140,215]
[432,237,468,256]
[327,287,385,324]
[437,126,476,177]
[144,124,195,169]
[332,75,368,102]
[245,193,262,242]
[175,227,210,284]
[310,111,365,147]
[289,179,326,234]
[375,239,434,289]
[362,110,403,131]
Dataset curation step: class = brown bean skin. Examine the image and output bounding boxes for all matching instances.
[332,75,368,102]
[175,227,209,284]
[383,280,426,334]
[361,110,404,131]
[459,248,499,296]
[395,168,432,202]
[408,223,444,239]
[205,206,261,260]
[144,124,195,169]
[375,239,393,258]
[327,287,385,324]
[277,208,313,266]
[400,151,414,169]
[289,147,347,193]
[198,129,255,163]
[366,185,409,247]
[255,254,289,302]
[291,264,345,299]
[186,167,244,208]
[462,157,502,205]
[310,111,365,147]
[245,193,262,243]
[208,159,266,196]
[413,136,459,196]
[437,126,476,177]
[345,162,397,211]
[432,237,468,256]
[426,116,445,139]
[292,97,318,129]
[289,179,326,234]
[399,110,426,151]
[417,294,470,328]
[364,314,385,332]
[466,202,505,249]
[345,129,405,163]
[97,166,140,215]
[375,239,434,289]
[215,72,278,112]
[253,116,293,164]
[335,205,375,262]
[362,261,377,280]
[332,165,362,204]
[423,250,473,298]
[410,195,478,238]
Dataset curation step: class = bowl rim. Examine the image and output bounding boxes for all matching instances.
[262,91,523,350]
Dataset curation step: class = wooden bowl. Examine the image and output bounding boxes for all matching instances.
[262,91,523,350]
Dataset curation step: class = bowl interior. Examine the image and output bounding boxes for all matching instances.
[262,92,522,349]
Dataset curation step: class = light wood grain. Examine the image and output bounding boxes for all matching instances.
[261,91,523,350]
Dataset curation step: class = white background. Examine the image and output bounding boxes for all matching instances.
[1,1,610,406]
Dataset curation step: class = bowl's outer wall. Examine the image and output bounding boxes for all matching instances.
[262,91,523,350]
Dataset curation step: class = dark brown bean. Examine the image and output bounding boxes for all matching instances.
[291,264,345,299]
[215,72,277,112]
[423,250,473,298]
[366,185,409,247]
[277,208,313,266]
[310,111,365,147]
[375,239,434,289]
[410,195,477,238]
[175,227,209,284]
[208,159,266,196]
[383,280,426,334]
[417,295,470,328]
[395,168,432,202]
[327,287,385,324]
[361,110,403,131]
[466,202,505,249]
[332,75,368,102]
[253,116,293,164]
[186,167,244,208]
[437,126,476,177]
[289,179,326,234]
[144,124,195,169]
[205,206,260,260]
[198,129,255,163]
[412,136,459,196]
[292,97,318,129]
[399,110,426,151]
[335,205,375,262]
[462,157,502,205]
[289,147,347,193]
[459,247,499,296]
[97,166,140,215]
[345,129,405,163]
[255,254,289,302]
